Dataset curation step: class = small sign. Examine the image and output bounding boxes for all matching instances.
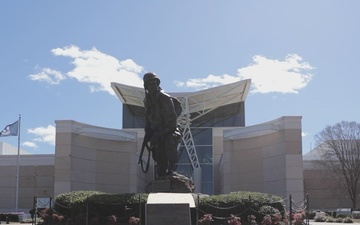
[37,198,51,208]
[147,193,195,208]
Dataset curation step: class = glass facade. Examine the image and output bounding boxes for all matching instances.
[123,102,245,194]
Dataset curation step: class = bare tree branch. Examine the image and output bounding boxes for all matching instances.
[314,121,360,209]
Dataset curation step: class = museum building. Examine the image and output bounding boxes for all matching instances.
[0,79,306,212]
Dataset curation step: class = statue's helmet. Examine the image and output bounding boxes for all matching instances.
[143,72,160,86]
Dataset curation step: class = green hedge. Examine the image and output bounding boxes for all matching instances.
[0,214,19,222]
[197,191,285,224]
[53,191,148,224]
[51,190,285,225]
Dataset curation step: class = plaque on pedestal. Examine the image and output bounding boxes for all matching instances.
[146,193,195,225]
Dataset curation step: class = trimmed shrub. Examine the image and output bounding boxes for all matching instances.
[258,205,280,215]
[352,211,360,219]
[337,213,349,219]
[0,214,19,222]
[307,211,316,220]
[52,190,285,225]
[54,190,148,225]
[314,216,326,222]
[335,218,343,223]
[197,191,285,224]
[325,216,335,223]
[343,217,353,223]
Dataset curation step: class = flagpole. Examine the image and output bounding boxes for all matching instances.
[15,114,21,212]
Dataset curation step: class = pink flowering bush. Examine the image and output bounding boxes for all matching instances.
[107,214,117,225]
[261,215,272,225]
[199,214,213,225]
[39,208,65,225]
[129,216,141,225]
[248,215,257,225]
[228,214,241,225]
[261,214,282,225]
[291,211,305,225]
[293,213,304,225]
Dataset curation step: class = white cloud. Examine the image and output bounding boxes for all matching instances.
[176,74,239,90]
[27,125,56,146]
[302,132,309,137]
[177,54,314,94]
[22,141,39,148]
[30,47,314,95]
[238,54,314,94]
[29,45,144,95]
[29,67,66,84]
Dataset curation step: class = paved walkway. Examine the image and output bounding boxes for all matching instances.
[311,221,358,225]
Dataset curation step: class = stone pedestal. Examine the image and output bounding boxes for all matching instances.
[145,193,195,225]
[151,179,171,192]
[146,203,190,225]
[145,172,195,193]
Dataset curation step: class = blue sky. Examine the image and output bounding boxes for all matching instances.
[1,1,359,155]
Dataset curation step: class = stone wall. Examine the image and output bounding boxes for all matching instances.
[0,154,54,212]
[54,120,151,197]
[219,116,304,201]
[303,160,352,210]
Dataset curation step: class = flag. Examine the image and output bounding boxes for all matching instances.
[0,120,19,137]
